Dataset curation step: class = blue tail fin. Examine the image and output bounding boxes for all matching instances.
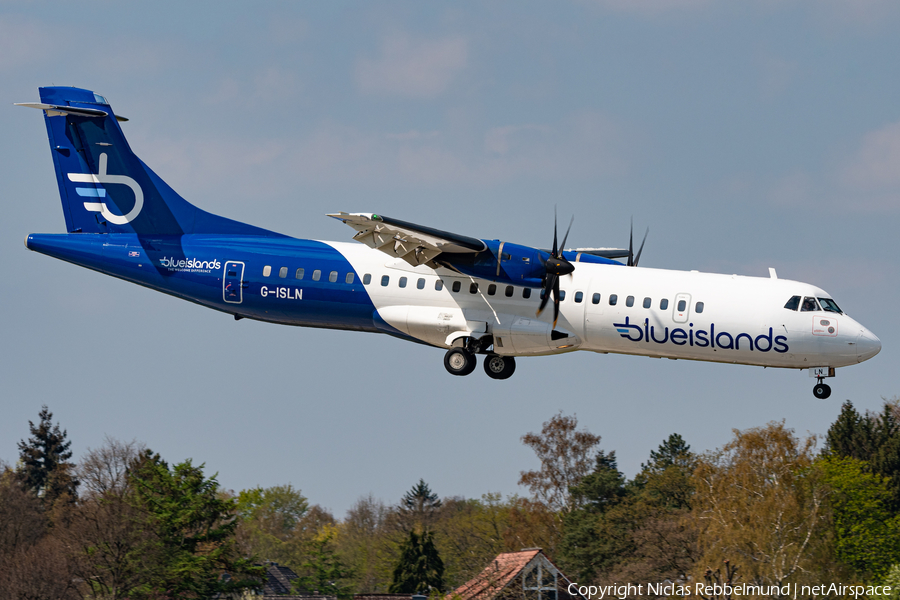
[21,86,277,236]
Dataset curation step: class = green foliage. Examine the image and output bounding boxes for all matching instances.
[128,451,262,599]
[236,484,311,567]
[294,523,354,599]
[559,450,627,581]
[16,405,78,504]
[399,479,442,533]
[882,564,900,599]
[817,455,900,580]
[389,529,444,593]
[825,400,900,512]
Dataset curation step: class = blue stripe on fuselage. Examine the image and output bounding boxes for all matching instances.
[25,233,402,335]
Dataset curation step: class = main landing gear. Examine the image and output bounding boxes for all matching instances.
[443,339,517,380]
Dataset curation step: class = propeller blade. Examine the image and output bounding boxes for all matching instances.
[552,276,561,328]
[536,274,557,317]
[559,215,574,257]
[551,209,559,256]
[627,218,635,267]
[633,227,649,267]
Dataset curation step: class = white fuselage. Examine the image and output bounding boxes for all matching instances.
[330,241,881,370]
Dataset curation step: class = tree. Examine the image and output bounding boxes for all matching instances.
[127,450,262,599]
[294,523,353,598]
[558,450,627,581]
[825,399,900,512]
[335,494,394,593]
[17,405,79,504]
[692,422,831,589]
[62,438,149,599]
[389,529,444,593]
[399,479,442,533]
[235,484,310,567]
[519,412,602,514]
[817,455,900,581]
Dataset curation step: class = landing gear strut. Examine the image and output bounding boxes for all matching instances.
[483,355,516,380]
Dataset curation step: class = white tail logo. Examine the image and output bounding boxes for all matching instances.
[68,153,144,225]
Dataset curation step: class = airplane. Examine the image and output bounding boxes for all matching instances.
[18,86,881,398]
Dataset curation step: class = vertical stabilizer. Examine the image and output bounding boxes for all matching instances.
[19,86,277,236]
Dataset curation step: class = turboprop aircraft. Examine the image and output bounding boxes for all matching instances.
[18,86,881,398]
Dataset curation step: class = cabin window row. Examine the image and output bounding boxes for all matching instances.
[263,264,707,314]
[262,265,355,284]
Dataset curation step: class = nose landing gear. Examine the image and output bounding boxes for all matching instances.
[810,367,835,399]
[813,381,832,399]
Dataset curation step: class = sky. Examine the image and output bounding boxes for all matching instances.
[2,1,899,518]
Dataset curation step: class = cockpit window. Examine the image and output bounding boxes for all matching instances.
[818,298,843,314]
[784,296,800,311]
[801,296,820,312]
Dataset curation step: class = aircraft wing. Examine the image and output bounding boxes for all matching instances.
[327,212,486,267]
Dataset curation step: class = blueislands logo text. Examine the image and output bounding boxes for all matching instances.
[613,317,789,353]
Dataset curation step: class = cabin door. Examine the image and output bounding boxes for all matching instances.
[223,261,245,304]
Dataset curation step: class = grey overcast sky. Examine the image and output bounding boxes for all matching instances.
[2,1,898,517]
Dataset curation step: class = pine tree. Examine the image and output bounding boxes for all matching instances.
[398,479,442,532]
[641,433,694,474]
[389,530,444,593]
[17,405,79,504]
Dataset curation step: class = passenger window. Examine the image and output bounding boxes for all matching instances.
[263,265,272,277]
[784,296,800,311]
[592,293,601,304]
[295,268,305,280]
[505,286,514,297]
[643,297,651,309]
[469,282,478,294]
[488,284,496,296]
[695,301,704,313]
[677,299,686,311]
[801,296,820,312]
[435,280,443,291]
[363,274,372,285]
[452,281,461,293]
[279,267,288,278]
[381,275,389,286]
[228,271,237,277]
[312,270,321,281]
[660,298,668,310]
[626,295,634,307]
[523,288,532,299]
[345,273,355,284]
[818,298,843,314]
[399,277,407,288]
[559,290,566,301]
[417,278,425,290]
[329,271,338,283]
[609,294,618,306]
[575,291,584,303]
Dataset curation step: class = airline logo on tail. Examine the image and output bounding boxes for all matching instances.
[67,153,143,225]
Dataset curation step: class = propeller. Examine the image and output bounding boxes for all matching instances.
[627,218,649,267]
[536,210,575,328]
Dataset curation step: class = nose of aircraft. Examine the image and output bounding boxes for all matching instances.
[857,329,882,363]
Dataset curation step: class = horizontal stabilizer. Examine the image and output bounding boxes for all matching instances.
[14,102,129,121]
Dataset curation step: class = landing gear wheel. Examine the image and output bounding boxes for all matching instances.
[444,348,477,376]
[483,355,516,380]
[813,383,832,399]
